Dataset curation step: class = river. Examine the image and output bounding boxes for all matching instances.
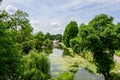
[44,45,104,80]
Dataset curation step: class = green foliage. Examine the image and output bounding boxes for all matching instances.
[34,31,45,50]
[74,14,118,79]
[0,13,22,79]
[69,62,79,73]
[45,32,52,40]
[0,9,52,80]
[22,50,50,80]
[62,21,78,47]
[70,38,81,53]
[45,33,62,42]
[43,39,53,48]
[52,34,62,42]
[115,50,120,57]
[34,31,54,51]
[1,10,33,43]
[56,72,74,80]
[22,40,35,54]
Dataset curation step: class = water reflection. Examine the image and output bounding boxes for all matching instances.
[42,44,104,80]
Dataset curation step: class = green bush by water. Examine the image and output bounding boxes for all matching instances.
[22,50,50,80]
[56,72,74,80]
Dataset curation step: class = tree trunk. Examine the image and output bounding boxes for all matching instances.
[103,72,111,80]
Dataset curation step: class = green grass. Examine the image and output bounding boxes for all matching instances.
[115,50,120,57]
[110,62,120,80]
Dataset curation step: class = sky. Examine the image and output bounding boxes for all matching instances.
[0,0,120,34]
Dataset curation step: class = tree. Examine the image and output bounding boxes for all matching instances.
[34,31,45,51]
[53,34,62,42]
[0,11,22,79]
[10,10,33,43]
[43,39,53,48]
[45,32,52,40]
[0,0,2,5]
[62,21,78,47]
[77,14,120,80]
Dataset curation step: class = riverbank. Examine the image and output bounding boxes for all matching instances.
[59,42,120,80]
[49,47,104,80]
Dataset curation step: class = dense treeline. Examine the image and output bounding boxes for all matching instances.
[0,9,62,79]
[1,1,120,79]
[63,14,120,80]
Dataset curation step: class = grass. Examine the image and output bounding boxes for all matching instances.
[110,62,120,80]
[115,50,120,57]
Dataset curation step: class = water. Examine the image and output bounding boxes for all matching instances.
[45,45,104,80]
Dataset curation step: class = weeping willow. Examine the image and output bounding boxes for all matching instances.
[22,50,50,80]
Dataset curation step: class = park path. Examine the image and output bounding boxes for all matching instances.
[114,55,120,64]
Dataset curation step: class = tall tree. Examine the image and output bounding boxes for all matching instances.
[77,14,120,80]
[62,21,78,47]
[10,10,33,43]
[0,11,22,79]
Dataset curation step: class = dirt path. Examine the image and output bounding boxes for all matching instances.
[114,55,120,64]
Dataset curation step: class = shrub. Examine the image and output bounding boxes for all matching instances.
[56,72,74,80]
[22,50,50,80]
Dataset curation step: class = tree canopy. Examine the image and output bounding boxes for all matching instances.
[62,21,78,47]
[65,14,120,80]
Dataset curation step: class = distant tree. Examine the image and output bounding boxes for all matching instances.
[62,21,78,47]
[45,32,52,40]
[43,39,53,48]
[34,31,45,51]
[77,14,120,80]
[54,34,62,41]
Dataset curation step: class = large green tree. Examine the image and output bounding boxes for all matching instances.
[0,10,33,79]
[62,21,78,47]
[77,14,120,80]
[0,11,22,79]
[9,10,33,43]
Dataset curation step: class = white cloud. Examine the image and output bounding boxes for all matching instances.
[53,27,63,34]
[30,20,41,33]
[55,28,63,31]
[30,20,40,26]
[50,19,61,27]
[5,5,17,13]
[11,0,34,8]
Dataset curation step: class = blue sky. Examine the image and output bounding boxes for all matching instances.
[1,0,120,34]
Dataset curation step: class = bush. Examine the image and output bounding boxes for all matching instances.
[22,50,50,80]
[70,38,81,53]
[56,72,74,80]
[43,39,53,48]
